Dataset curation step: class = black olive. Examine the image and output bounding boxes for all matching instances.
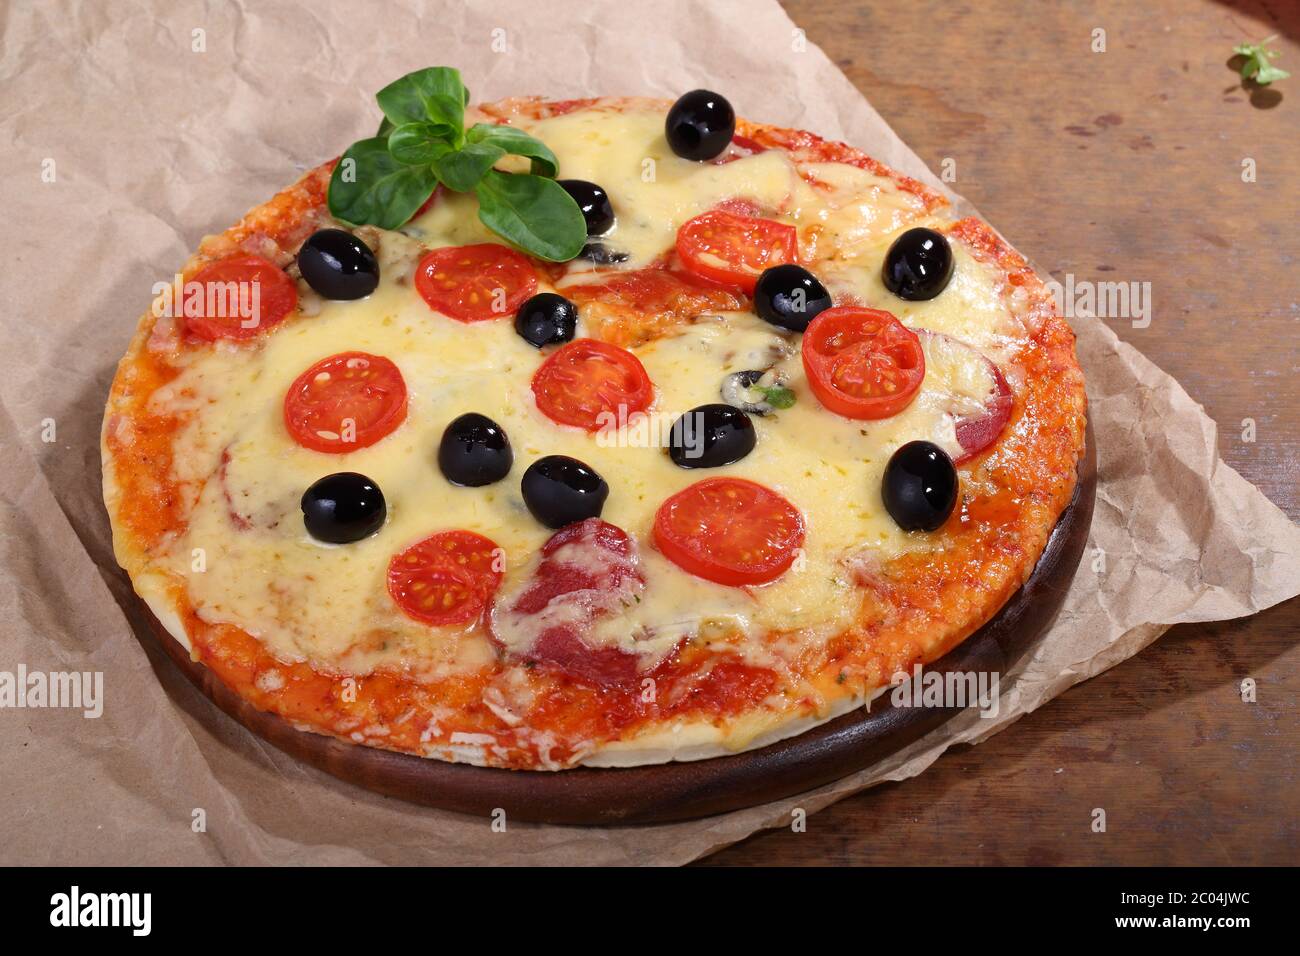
[882,441,958,532]
[578,242,630,265]
[754,264,833,332]
[557,180,615,237]
[882,227,954,301]
[720,370,785,416]
[521,455,609,529]
[665,89,735,161]
[297,229,379,301]
[301,472,386,543]
[438,413,513,487]
[721,370,767,413]
[668,403,756,468]
[514,293,578,348]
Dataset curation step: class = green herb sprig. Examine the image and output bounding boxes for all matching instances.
[1234,36,1290,86]
[327,67,586,261]
[757,384,797,409]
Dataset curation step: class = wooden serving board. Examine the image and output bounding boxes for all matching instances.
[141,426,1095,826]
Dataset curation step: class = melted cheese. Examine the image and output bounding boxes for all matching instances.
[818,235,1025,357]
[147,104,1020,680]
[786,161,931,258]
[406,110,802,269]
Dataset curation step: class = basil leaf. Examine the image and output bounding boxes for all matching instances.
[328,137,438,229]
[474,170,586,262]
[377,117,394,137]
[758,385,797,409]
[433,142,507,192]
[389,122,456,165]
[1256,61,1290,84]
[467,123,559,178]
[376,67,467,141]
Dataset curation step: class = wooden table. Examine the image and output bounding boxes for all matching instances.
[705,0,1299,866]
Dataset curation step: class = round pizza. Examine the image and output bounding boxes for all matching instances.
[102,70,1086,771]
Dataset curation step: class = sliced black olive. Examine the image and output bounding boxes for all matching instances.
[577,242,631,265]
[521,455,609,529]
[668,403,756,468]
[882,227,954,301]
[882,441,958,532]
[515,293,578,348]
[754,264,833,332]
[720,370,785,416]
[557,180,615,237]
[438,413,513,487]
[297,229,379,301]
[301,472,386,543]
[665,89,735,161]
[721,370,767,413]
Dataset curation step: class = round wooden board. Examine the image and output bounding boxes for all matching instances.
[140,424,1095,826]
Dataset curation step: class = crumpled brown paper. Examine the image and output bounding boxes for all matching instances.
[1,0,1296,866]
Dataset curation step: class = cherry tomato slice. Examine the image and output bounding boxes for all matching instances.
[415,243,538,322]
[184,256,298,341]
[283,352,408,453]
[388,530,504,626]
[531,338,654,432]
[802,306,925,420]
[653,477,805,587]
[675,210,798,293]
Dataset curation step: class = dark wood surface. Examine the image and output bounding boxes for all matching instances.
[702,0,1299,865]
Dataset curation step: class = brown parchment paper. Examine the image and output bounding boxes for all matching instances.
[1,0,1297,866]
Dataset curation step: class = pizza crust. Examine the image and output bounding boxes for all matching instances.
[131,575,887,768]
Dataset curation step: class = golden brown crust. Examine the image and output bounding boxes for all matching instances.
[103,98,1086,769]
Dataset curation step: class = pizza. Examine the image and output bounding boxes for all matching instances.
[102,72,1086,772]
